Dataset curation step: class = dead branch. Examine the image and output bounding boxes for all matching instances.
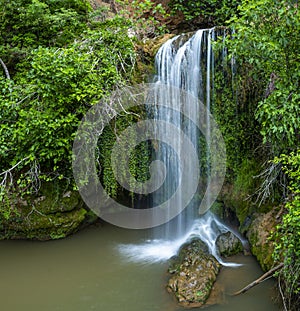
[0,157,30,189]
[25,160,41,193]
[0,157,42,197]
[0,57,11,80]
[232,263,284,296]
[246,161,282,206]
[278,274,288,311]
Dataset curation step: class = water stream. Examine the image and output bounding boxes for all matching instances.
[149,28,229,240]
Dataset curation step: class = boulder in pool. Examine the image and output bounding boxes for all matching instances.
[216,231,244,257]
[167,238,221,307]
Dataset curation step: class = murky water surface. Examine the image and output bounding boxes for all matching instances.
[0,223,280,311]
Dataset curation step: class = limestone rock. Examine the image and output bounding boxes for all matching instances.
[216,231,243,257]
[140,34,175,58]
[167,238,221,308]
[247,210,278,271]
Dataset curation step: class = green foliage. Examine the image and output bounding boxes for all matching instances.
[256,86,300,152]
[98,111,151,201]
[0,191,16,221]
[117,0,169,38]
[0,0,91,73]
[275,152,300,194]
[227,0,300,154]
[273,151,300,305]
[216,0,299,222]
[169,0,241,25]
[211,28,264,178]
[0,4,137,196]
[212,59,261,173]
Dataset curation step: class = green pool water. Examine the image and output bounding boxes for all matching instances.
[0,223,280,311]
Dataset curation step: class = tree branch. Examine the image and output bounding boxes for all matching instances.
[0,157,30,189]
[0,58,11,80]
[232,263,284,296]
[278,274,288,311]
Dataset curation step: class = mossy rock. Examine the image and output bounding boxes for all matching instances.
[167,238,220,307]
[0,181,96,240]
[216,231,243,257]
[169,238,209,273]
[2,208,87,240]
[31,182,82,214]
[246,209,278,271]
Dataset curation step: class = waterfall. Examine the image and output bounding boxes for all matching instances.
[151,28,218,239]
[119,28,241,267]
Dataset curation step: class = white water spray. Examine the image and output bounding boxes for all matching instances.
[118,212,241,267]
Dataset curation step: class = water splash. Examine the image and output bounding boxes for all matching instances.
[118,212,242,267]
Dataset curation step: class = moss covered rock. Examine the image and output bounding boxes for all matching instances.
[2,208,87,240]
[0,182,96,240]
[167,238,221,308]
[216,232,243,257]
[246,209,278,271]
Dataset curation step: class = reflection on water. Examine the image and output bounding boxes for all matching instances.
[0,223,279,311]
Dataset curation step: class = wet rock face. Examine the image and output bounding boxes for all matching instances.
[216,231,243,257]
[247,210,277,271]
[167,238,221,308]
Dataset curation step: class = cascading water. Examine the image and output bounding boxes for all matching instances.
[119,28,241,267]
[151,28,218,239]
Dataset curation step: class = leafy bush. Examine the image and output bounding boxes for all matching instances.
[0,0,91,73]
[0,3,137,196]
[227,0,300,154]
[169,0,241,25]
[273,151,300,309]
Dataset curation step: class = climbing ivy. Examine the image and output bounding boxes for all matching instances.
[98,110,151,202]
[212,53,262,175]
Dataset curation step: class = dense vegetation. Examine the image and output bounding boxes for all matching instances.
[226,1,299,307]
[0,0,139,201]
[169,0,241,25]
